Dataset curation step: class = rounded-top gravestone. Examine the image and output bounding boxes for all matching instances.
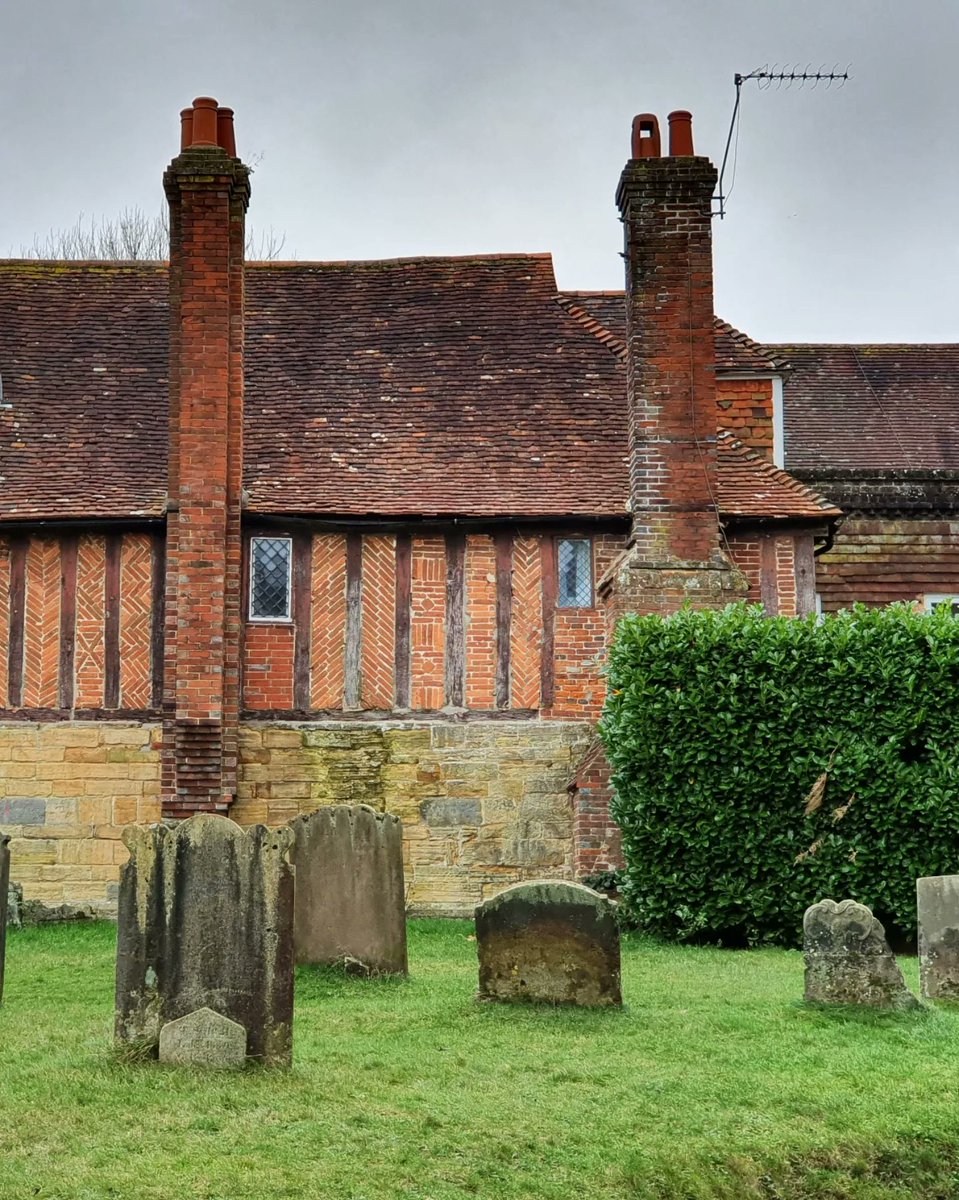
[475,880,621,1007]
[803,898,917,1009]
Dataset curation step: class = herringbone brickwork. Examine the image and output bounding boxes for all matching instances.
[361,535,396,710]
[0,539,9,704]
[75,535,106,708]
[510,535,542,709]
[411,537,446,710]
[310,534,346,709]
[465,534,497,709]
[23,538,60,709]
[119,534,153,708]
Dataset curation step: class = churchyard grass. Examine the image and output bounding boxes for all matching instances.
[2,921,959,1200]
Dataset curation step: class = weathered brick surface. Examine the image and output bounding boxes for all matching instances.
[233,718,592,915]
[119,534,153,708]
[510,535,542,709]
[361,535,396,709]
[23,538,60,709]
[816,518,959,611]
[570,742,623,879]
[411,538,446,710]
[310,534,347,709]
[716,378,775,460]
[548,609,607,718]
[244,623,295,710]
[0,540,8,704]
[465,535,497,709]
[75,535,106,708]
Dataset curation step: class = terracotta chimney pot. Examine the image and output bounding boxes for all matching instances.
[180,108,194,152]
[668,110,695,156]
[631,114,661,160]
[191,96,219,147]
[216,107,236,157]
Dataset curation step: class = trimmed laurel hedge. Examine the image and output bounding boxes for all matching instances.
[600,603,959,946]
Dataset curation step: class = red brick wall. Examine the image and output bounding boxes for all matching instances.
[0,532,158,713]
[716,378,775,459]
[310,534,346,709]
[726,532,800,616]
[243,622,294,710]
[465,535,497,709]
[411,537,446,710]
[361,535,396,710]
[817,517,959,611]
[510,535,543,710]
[570,742,623,879]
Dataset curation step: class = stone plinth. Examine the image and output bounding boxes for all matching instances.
[917,875,959,1000]
[115,814,295,1065]
[0,835,9,1003]
[803,898,917,1009]
[158,1007,247,1069]
[290,805,407,975]
[475,880,621,1007]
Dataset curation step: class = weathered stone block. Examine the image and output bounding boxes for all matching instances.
[0,834,9,1002]
[290,805,407,975]
[917,875,959,999]
[0,798,46,825]
[158,1007,247,1069]
[475,880,621,1007]
[422,797,482,828]
[116,814,295,1066]
[803,898,918,1008]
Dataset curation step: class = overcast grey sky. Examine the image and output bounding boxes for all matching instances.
[1,1,956,343]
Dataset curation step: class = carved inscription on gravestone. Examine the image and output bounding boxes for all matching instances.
[115,814,295,1065]
[917,875,959,1000]
[158,1007,247,1069]
[475,880,622,1007]
[803,898,917,1008]
[290,805,407,975]
[0,834,9,1003]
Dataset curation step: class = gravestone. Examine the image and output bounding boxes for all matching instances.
[0,835,9,1003]
[475,880,621,1007]
[158,1007,247,1069]
[290,805,407,975]
[917,875,959,999]
[115,814,295,1066]
[803,898,917,1008]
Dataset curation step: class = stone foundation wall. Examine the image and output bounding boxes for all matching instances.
[1,717,591,918]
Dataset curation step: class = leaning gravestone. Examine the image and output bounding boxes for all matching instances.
[475,880,621,1007]
[0,834,9,1003]
[803,898,917,1008]
[115,814,295,1066]
[158,1007,247,1069]
[917,875,959,1000]
[290,805,407,975]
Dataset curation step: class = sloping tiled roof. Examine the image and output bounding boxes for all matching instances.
[769,344,959,473]
[0,256,827,525]
[0,261,169,520]
[716,432,841,520]
[558,291,787,373]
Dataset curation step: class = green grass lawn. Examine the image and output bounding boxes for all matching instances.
[2,921,959,1200]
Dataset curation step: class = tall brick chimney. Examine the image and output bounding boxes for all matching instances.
[605,110,746,618]
[162,97,249,817]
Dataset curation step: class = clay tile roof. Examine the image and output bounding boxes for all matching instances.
[767,344,959,473]
[717,431,842,520]
[0,261,168,521]
[557,291,787,373]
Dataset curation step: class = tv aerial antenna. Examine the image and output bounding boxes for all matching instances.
[716,65,850,218]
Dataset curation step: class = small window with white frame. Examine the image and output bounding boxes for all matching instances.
[249,536,292,621]
[923,593,959,617]
[557,537,593,608]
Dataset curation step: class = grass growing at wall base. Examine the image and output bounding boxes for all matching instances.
[2,921,959,1199]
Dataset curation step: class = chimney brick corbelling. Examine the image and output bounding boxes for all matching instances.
[610,123,747,616]
[162,116,250,819]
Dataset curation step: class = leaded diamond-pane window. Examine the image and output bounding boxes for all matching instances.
[250,537,292,620]
[557,538,593,608]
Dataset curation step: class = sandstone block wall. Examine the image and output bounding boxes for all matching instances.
[2,717,591,917]
[233,719,592,916]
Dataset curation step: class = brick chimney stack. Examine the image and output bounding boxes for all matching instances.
[162,97,249,817]
[605,110,746,618]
